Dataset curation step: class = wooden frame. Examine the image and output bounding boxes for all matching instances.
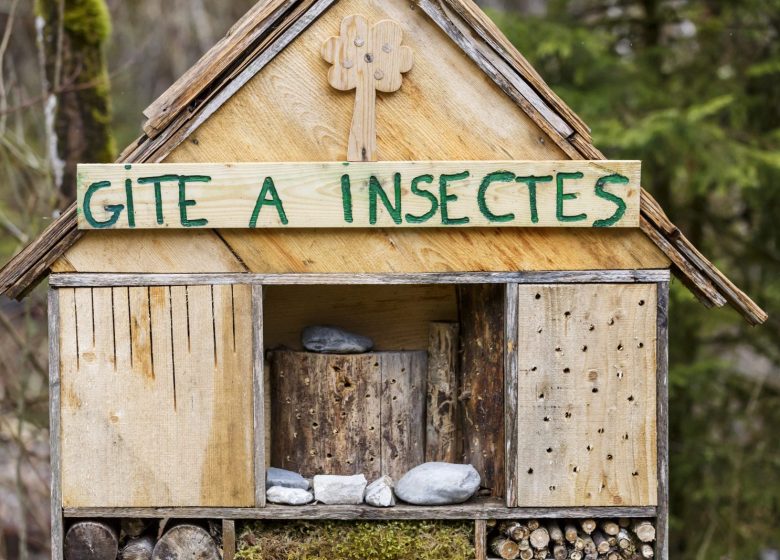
[49,270,670,558]
[50,270,670,287]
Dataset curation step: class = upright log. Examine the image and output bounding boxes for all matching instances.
[457,284,505,496]
[63,521,118,560]
[425,322,460,462]
[151,525,220,560]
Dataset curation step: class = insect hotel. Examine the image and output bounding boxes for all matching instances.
[0,0,767,559]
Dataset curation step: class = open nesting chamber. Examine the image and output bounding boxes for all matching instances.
[262,283,505,503]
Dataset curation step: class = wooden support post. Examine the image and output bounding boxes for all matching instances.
[458,284,505,497]
[425,321,460,463]
[504,284,519,507]
[474,519,488,560]
[656,281,670,560]
[252,285,266,507]
[48,288,63,560]
[222,519,237,560]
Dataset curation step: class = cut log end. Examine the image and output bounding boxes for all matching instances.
[121,536,155,560]
[151,524,220,560]
[64,521,118,560]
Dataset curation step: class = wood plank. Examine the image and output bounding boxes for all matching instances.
[48,289,64,560]
[425,322,460,463]
[458,284,505,497]
[380,351,427,480]
[50,269,672,287]
[475,519,488,560]
[513,284,658,507]
[252,285,266,507]
[503,283,519,508]
[60,285,254,507]
[656,282,669,560]
[63,497,656,520]
[263,284,456,351]
[222,519,236,560]
[76,161,641,230]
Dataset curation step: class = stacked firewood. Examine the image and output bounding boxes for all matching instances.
[488,518,656,560]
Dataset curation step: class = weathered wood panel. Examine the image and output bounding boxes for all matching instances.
[263,284,456,351]
[512,284,658,507]
[59,285,254,507]
[458,284,505,497]
[269,350,426,480]
[425,322,460,463]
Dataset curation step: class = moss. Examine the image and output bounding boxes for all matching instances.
[35,0,111,46]
[235,520,474,560]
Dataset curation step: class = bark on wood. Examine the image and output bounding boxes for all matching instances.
[564,523,578,543]
[546,520,563,544]
[151,525,220,560]
[63,521,118,560]
[270,350,425,480]
[592,530,610,554]
[425,322,460,462]
[490,536,520,559]
[120,536,154,560]
[457,284,505,497]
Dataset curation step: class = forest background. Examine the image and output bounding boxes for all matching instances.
[0,0,777,558]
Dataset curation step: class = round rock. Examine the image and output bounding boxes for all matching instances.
[364,475,395,507]
[395,462,481,505]
[266,486,314,505]
[267,467,311,490]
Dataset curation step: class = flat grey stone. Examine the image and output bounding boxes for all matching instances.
[364,476,395,507]
[313,474,367,505]
[267,467,310,490]
[301,326,373,354]
[266,486,314,505]
[395,462,480,505]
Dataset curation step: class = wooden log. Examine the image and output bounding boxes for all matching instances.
[517,538,531,551]
[546,521,564,544]
[527,519,540,531]
[582,535,596,554]
[601,521,620,537]
[617,529,632,550]
[530,527,550,550]
[151,525,220,560]
[457,284,504,496]
[592,531,610,554]
[564,523,578,543]
[270,350,425,480]
[121,519,149,539]
[632,521,656,543]
[502,521,528,541]
[491,536,520,559]
[519,549,534,560]
[640,543,655,558]
[580,519,597,534]
[64,521,118,560]
[552,543,567,560]
[121,536,155,560]
[569,551,583,560]
[426,322,460,463]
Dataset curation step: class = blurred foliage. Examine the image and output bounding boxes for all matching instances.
[491,1,780,557]
[236,520,475,560]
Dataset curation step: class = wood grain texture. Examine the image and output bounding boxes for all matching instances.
[503,283,519,508]
[222,519,237,560]
[48,289,64,560]
[513,284,658,507]
[269,350,426,480]
[425,322,460,463]
[63,496,656,520]
[458,284,505,497]
[50,270,671,287]
[264,284,456,350]
[58,285,254,507]
[76,161,640,230]
[252,285,266,507]
[475,519,488,560]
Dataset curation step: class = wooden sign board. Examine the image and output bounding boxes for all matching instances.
[76,161,640,230]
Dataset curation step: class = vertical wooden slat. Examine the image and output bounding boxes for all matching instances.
[474,519,488,560]
[252,284,266,506]
[656,281,670,560]
[504,283,519,507]
[425,322,460,463]
[49,288,63,560]
[222,519,236,560]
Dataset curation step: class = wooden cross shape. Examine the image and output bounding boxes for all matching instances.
[322,15,413,162]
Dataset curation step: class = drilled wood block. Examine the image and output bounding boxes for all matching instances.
[512,284,657,507]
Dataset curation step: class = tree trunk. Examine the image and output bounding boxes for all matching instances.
[457,284,505,496]
[36,0,116,206]
[63,521,118,560]
[151,525,219,560]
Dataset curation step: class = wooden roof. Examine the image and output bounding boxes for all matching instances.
[0,0,767,325]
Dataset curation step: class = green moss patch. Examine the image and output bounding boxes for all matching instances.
[236,520,474,560]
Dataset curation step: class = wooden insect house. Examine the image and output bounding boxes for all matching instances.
[0,0,768,559]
